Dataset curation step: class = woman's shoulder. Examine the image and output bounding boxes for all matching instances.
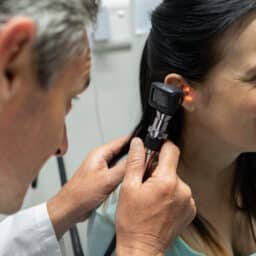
[166,237,204,256]
[86,188,121,256]
[87,186,204,256]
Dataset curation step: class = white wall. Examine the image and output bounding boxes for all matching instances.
[20,0,162,255]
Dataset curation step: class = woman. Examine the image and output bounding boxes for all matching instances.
[86,1,256,255]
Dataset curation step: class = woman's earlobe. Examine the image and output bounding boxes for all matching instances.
[164,73,196,112]
[182,84,196,112]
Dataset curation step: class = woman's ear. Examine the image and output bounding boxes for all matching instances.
[164,73,197,112]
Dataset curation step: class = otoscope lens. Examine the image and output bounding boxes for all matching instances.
[153,89,168,108]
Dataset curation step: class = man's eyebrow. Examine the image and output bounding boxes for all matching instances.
[85,78,91,88]
[77,77,90,95]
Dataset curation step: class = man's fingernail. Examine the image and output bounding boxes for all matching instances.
[131,138,141,149]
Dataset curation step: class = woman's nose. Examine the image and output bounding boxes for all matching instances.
[55,126,68,156]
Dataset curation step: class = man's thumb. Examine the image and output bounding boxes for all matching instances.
[124,138,146,184]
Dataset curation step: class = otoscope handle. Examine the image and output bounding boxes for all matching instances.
[144,134,164,152]
[143,149,159,181]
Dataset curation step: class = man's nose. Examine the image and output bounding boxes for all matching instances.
[55,126,68,156]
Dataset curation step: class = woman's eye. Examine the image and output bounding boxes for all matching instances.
[244,75,256,84]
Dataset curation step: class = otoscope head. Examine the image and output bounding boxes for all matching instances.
[149,82,184,116]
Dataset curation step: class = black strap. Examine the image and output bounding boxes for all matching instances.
[57,157,84,256]
[104,234,116,256]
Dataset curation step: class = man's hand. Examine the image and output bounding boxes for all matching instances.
[47,137,128,239]
[116,138,196,256]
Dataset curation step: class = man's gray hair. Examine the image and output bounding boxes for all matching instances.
[0,0,99,86]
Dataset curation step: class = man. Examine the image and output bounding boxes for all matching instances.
[0,0,196,255]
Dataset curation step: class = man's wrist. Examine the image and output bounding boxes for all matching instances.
[47,191,77,240]
[116,235,165,256]
[116,245,164,256]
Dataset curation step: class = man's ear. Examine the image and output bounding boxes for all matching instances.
[0,17,36,105]
[164,73,197,112]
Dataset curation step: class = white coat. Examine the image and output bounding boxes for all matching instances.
[0,203,62,256]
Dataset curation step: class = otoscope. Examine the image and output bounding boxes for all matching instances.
[104,82,184,256]
[143,82,184,179]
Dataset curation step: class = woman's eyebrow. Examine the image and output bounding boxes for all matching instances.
[241,66,256,81]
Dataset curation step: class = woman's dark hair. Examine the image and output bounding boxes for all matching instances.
[111,0,256,254]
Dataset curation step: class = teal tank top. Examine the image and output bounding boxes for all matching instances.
[85,188,256,256]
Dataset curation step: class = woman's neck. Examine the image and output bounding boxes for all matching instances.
[177,123,256,255]
[178,122,240,200]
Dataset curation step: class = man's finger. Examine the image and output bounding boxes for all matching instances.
[154,141,180,177]
[107,159,127,187]
[124,138,146,185]
[99,136,129,162]
[104,159,127,193]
